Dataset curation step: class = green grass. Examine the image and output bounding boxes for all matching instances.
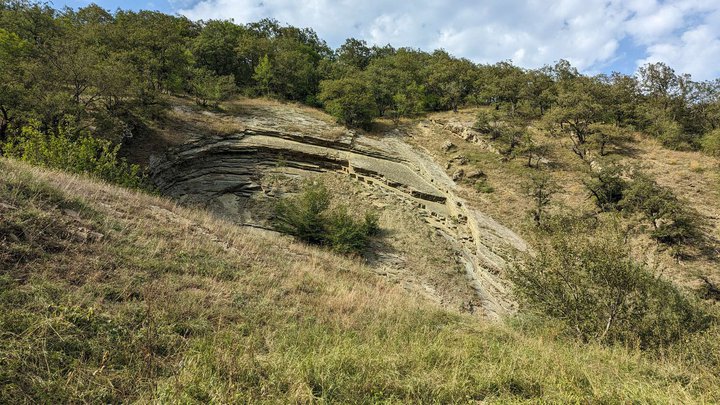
[1,158,719,403]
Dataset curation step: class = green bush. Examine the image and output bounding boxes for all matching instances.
[510,215,707,348]
[620,174,702,247]
[274,182,379,255]
[584,164,628,211]
[473,109,504,139]
[274,182,331,245]
[3,123,145,188]
[701,128,720,156]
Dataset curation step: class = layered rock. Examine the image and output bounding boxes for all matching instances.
[151,112,527,318]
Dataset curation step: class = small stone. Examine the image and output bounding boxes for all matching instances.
[441,141,456,152]
[466,170,486,180]
[452,169,465,181]
[453,155,468,165]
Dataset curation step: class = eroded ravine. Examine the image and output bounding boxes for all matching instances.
[151,111,527,318]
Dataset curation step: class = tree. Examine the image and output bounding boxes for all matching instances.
[337,37,371,69]
[619,174,702,248]
[425,51,476,112]
[0,28,29,142]
[253,54,273,96]
[318,77,378,129]
[389,83,425,124]
[522,67,556,116]
[588,123,630,156]
[543,76,604,159]
[192,20,244,79]
[476,61,525,115]
[526,173,557,226]
[584,164,628,211]
[190,68,236,107]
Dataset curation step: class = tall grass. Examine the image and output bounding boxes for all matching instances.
[1,158,719,403]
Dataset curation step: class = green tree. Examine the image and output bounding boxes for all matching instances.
[620,174,702,248]
[0,28,29,143]
[526,173,557,226]
[318,77,378,129]
[337,37,371,69]
[544,76,604,159]
[190,68,236,107]
[584,164,628,211]
[253,54,273,96]
[192,20,244,79]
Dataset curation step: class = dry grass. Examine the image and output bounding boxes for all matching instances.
[2,158,720,403]
[402,108,720,290]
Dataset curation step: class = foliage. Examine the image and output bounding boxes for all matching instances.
[510,215,708,348]
[318,77,378,129]
[3,123,145,188]
[526,173,557,226]
[701,127,720,156]
[274,182,379,254]
[2,2,720,141]
[253,54,273,96]
[473,109,504,139]
[588,123,630,156]
[190,68,236,107]
[619,174,702,247]
[584,164,628,211]
[3,134,720,404]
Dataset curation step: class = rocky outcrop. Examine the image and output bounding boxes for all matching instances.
[151,111,528,318]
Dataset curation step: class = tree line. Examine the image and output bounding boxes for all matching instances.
[2,1,720,154]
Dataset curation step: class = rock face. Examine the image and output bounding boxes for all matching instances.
[151,107,528,318]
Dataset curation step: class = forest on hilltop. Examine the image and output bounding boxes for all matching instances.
[2,1,720,151]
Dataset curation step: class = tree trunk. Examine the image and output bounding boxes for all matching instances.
[0,106,9,144]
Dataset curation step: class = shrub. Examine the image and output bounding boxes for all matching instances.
[510,215,707,348]
[325,208,379,254]
[274,182,379,255]
[701,128,720,156]
[473,109,504,139]
[620,174,702,247]
[525,173,557,226]
[3,123,145,188]
[646,115,696,150]
[584,164,628,211]
[274,182,331,245]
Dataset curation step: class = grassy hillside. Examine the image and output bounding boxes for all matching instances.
[2,158,720,403]
[403,106,720,290]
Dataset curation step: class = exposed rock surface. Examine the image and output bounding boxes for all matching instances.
[151,105,528,318]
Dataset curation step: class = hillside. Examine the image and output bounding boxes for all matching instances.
[3,158,720,403]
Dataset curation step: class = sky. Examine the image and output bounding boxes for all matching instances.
[58,0,720,80]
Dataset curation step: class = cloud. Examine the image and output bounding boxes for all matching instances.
[178,0,720,79]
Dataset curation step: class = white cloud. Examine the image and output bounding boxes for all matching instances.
[178,0,720,79]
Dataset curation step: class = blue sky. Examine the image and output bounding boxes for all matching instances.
[57,0,720,80]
